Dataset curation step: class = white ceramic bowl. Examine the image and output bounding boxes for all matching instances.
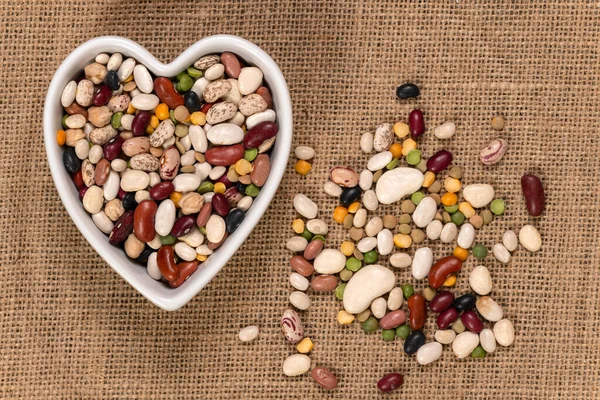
[44,35,292,311]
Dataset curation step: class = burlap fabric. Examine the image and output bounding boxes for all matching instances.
[1,1,598,398]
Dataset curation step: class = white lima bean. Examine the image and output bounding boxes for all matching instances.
[360,132,374,153]
[502,230,519,252]
[412,247,433,280]
[323,181,342,197]
[426,220,443,240]
[469,266,492,296]
[293,194,318,219]
[239,325,260,342]
[387,287,404,310]
[370,297,387,319]
[492,243,511,264]
[289,291,311,310]
[294,146,315,160]
[289,273,309,291]
[389,253,411,268]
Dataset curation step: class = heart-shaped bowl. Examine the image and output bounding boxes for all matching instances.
[44,35,292,311]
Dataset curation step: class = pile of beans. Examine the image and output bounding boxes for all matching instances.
[58,52,278,287]
[278,85,545,392]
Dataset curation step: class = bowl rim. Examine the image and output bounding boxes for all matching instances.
[44,35,292,311]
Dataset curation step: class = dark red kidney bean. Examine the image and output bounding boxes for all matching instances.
[149,181,174,201]
[63,147,81,173]
[94,158,111,186]
[65,102,89,119]
[225,208,245,233]
[290,255,314,277]
[133,200,157,242]
[169,260,199,288]
[211,193,230,217]
[196,202,212,227]
[93,85,112,106]
[453,293,476,311]
[131,111,151,137]
[310,275,338,292]
[205,144,245,166]
[118,188,128,201]
[243,121,278,149]
[404,331,425,355]
[303,239,323,260]
[429,290,455,313]
[154,77,184,109]
[380,310,407,329]
[200,102,214,114]
[426,149,453,173]
[377,373,404,393]
[407,293,427,330]
[216,173,233,187]
[108,210,134,246]
[461,310,484,333]
[521,174,545,216]
[207,232,228,250]
[72,170,85,190]
[436,307,459,329]
[78,186,88,200]
[224,187,242,207]
[157,245,178,282]
[428,256,462,289]
[311,366,338,390]
[171,215,196,237]
[103,136,124,161]
[409,109,425,137]
[256,86,273,109]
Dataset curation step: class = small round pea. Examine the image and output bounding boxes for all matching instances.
[444,204,459,213]
[395,324,410,340]
[187,66,203,79]
[361,316,379,333]
[176,73,193,92]
[382,329,396,341]
[451,211,465,226]
[245,184,260,197]
[312,234,326,243]
[345,257,362,272]
[244,148,258,162]
[470,345,486,359]
[386,158,399,170]
[339,269,353,282]
[111,112,123,129]
[300,229,313,241]
[406,149,421,166]
[197,181,214,194]
[491,199,505,215]
[411,191,425,205]
[363,250,379,264]
[401,283,414,299]
[472,243,488,259]
[159,234,177,245]
[334,283,346,300]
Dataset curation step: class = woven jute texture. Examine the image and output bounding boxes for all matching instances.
[1,1,599,398]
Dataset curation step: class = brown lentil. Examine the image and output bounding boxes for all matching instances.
[194,152,206,163]
[470,215,484,229]
[428,180,442,193]
[339,269,353,281]
[383,214,397,229]
[179,165,195,173]
[372,169,383,182]
[353,248,364,261]
[401,200,415,214]
[415,159,428,173]
[349,227,364,241]
[430,193,441,205]
[410,229,425,244]
[491,115,505,130]
[449,166,463,179]
[452,318,466,334]
[423,286,437,302]
[434,211,443,221]
[398,214,412,224]
[343,213,354,229]
[398,224,411,235]
[442,211,452,223]
[356,309,371,323]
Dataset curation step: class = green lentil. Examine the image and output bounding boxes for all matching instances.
[415,159,428,173]
[312,234,326,243]
[363,250,378,264]
[386,158,399,170]
[197,181,214,194]
[187,66,203,79]
[361,316,379,333]
[401,283,414,299]
[382,329,396,341]
[159,234,177,245]
[411,191,425,205]
[198,226,207,235]
[480,209,494,225]
[444,204,459,214]
[472,243,488,259]
[395,324,410,339]
[334,283,346,300]
[245,183,260,197]
[442,211,452,223]
[423,286,437,301]
[398,224,411,235]
[449,166,463,179]
[244,148,258,162]
[491,199,505,215]
[61,114,69,129]
[300,229,313,241]
[470,345,486,359]
[406,149,422,166]
[451,318,466,334]
[339,269,353,282]
[398,214,412,224]
[176,73,193,92]
[345,257,362,272]
[175,123,189,138]
[451,211,465,226]
[111,112,123,129]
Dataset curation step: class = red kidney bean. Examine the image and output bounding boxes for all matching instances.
[303,239,323,260]
[428,256,462,289]
[377,373,403,393]
[149,181,175,200]
[207,232,228,250]
[205,144,245,166]
[426,149,453,173]
[196,202,212,227]
[256,86,273,109]
[169,260,199,288]
[78,186,88,200]
[409,109,425,137]
[72,170,85,190]
[436,307,459,329]
[117,188,127,200]
[290,255,314,277]
[171,215,196,237]
[310,275,338,292]
[429,290,455,313]
[103,136,124,161]
[243,121,278,149]
[211,193,230,217]
[461,310,484,333]
[224,187,242,207]
[92,85,112,106]
[94,158,111,186]
[133,200,157,242]
[380,310,407,329]
[311,366,338,390]
[108,210,134,246]
[65,102,89,119]
[521,174,545,216]
[154,77,184,109]
[407,293,427,330]
[131,111,151,137]
[220,52,241,78]
[157,245,178,282]
[216,173,233,187]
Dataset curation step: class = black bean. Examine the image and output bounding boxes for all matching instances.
[184,91,201,112]
[453,293,477,312]
[63,147,81,173]
[105,70,120,91]
[121,192,138,211]
[225,208,245,233]
[339,186,362,206]
[135,246,154,264]
[396,83,420,99]
[404,330,425,355]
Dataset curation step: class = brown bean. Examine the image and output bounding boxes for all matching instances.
[290,255,314,277]
[303,239,323,260]
[428,256,462,289]
[310,275,338,292]
[154,77,184,109]
[256,86,273,109]
[157,245,178,282]
[108,210,134,246]
[94,158,111,186]
[243,121,278,149]
[250,154,270,187]
[196,202,212,227]
[133,200,157,242]
[220,52,241,78]
[64,101,89,119]
[380,310,407,329]
[311,367,338,390]
[169,261,199,288]
[407,293,427,330]
[521,174,545,216]
[205,144,244,166]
